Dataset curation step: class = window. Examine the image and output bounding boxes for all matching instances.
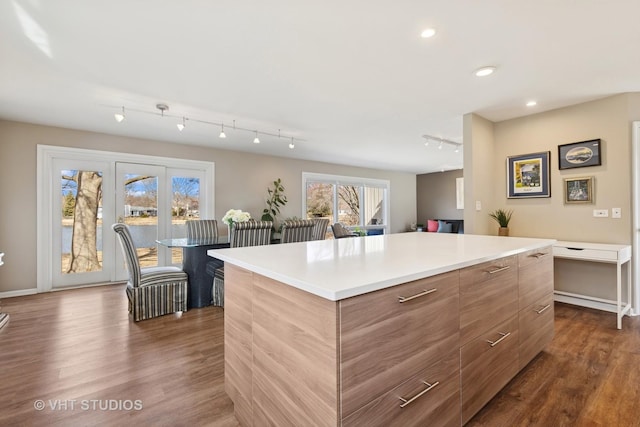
[303,173,390,236]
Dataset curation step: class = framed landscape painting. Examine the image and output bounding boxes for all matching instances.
[507,151,551,198]
[558,139,601,170]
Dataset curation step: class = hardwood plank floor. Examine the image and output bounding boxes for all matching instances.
[1,286,639,426]
[0,284,239,426]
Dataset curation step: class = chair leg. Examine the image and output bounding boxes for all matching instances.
[212,276,224,307]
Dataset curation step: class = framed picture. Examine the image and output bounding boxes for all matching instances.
[507,151,551,198]
[564,176,594,204]
[558,139,601,170]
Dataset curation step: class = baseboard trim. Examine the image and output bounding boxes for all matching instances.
[0,288,38,299]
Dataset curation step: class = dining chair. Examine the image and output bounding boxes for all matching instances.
[280,219,315,243]
[331,222,358,239]
[212,220,273,307]
[112,223,188,321]
[186,219,218,240]
[310,218,330,240]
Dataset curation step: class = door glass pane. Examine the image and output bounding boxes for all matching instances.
[123,174,158,268]
[306,182,334,238]
[338,185,360,226]
[171,176,201,264]
[61,170,103,274]
[364,187,384,225]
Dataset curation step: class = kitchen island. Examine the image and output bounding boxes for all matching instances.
[209,232,555,426]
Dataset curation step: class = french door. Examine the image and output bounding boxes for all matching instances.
[38,145,214,292]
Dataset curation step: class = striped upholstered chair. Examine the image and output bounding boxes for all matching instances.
[310,218,330,240]
[186,219,219,241]
[113,223,188,321]
[280,219,315,243]
[212,220,273,307]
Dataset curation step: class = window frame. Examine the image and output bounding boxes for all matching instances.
[302,172,390,234]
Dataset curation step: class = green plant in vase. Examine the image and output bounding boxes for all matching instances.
[489,208,513,236]
[261,178,288,229]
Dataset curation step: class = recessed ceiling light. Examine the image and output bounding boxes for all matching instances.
[421,28,436,38]
[526,100,537,107]
[474,66,496,77]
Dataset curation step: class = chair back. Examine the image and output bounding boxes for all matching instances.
[230,221,273,248]
[331,222,357,239]
[281,219,315,244]
[311,218,330,240]
[112,223,141,287]
[186,219,218,240]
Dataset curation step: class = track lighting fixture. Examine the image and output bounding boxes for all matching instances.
[422,134,462,152]
[114,106,125,122]
[110,104,302,149]
[177,117,186,131]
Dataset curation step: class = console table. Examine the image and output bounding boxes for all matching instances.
[553,241,632,329]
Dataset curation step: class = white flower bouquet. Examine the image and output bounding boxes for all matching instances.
[222,209,252,227]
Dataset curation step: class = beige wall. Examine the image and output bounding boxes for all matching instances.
[489,93,636,242]
[466,93,640,303]
[463,113,496,235]
[416,169,463,224]
[0,120,417,293]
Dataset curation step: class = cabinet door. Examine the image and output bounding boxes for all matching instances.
[519,293,554,369]
[461,315,519,425]
[342,350,460,427]
[340,271,460,418]
[518,246,553,309]
[459,256,518,345]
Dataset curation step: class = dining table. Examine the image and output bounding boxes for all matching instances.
[156,236,230,308]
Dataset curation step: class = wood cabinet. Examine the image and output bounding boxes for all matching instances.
[223,246,554,427]
[518,247,555,369]
[340,271,460,418]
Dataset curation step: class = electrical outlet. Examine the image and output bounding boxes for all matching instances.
[612,208,621,219]
[475,200,482,211]
[593,209,609,218]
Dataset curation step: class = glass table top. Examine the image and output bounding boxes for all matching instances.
[156,236,230,248]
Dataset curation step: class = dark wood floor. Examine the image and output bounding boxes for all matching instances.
[1,285,639,426]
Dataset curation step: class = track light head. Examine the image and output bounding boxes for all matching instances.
[253,131,260,144]
[114,106,125,122]
[289,138,295,149]
[219,123,226,138]
[176,117,186,131]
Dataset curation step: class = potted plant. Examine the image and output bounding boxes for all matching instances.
[261,178,288,229]
[489,209,513,236]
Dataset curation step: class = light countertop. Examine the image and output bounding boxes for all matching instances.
[208,233,555,301]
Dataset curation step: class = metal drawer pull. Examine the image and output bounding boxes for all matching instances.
[398,288,437,303]
[530,252,549,259]
[486,332,511,347]
[399,381,440,408]
[486,265,510,274]
[536,304,551,314]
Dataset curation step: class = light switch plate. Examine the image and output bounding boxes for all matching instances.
[612,208,621,218]
[593,209,609,218]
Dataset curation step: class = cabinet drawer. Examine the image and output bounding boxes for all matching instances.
[342,350,460,427]
[459,256,518,345]
[518,246,553,269]
[553,245,618,262]
[518,248,553,309]
[461,316,519,425]
[519,293,554,370]
[340,271,459,418]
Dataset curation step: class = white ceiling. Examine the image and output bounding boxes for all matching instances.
[1,1,639,174]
